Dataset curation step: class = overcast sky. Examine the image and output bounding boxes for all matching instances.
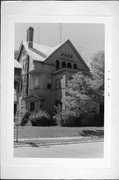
[15,23,104,65]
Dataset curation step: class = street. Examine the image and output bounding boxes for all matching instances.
[14,141,103,158]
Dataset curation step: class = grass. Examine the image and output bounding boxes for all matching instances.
[14,126,104,139]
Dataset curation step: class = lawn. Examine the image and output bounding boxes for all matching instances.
[14,126,104,139]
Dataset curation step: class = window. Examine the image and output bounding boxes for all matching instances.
[56,60,60,70]
[55,79,61,89]
[30,102,35,111]
[74,64,77,69]
[47,78,52,89]
[55,100,62,107]
[62,61,66,68]
[47,84,51,89]
[14,104,17,115]
[67,62,72,69]
[40,104,43,109]
[33,77,39,89]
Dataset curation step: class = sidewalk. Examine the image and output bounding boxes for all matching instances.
[14,136,103,148]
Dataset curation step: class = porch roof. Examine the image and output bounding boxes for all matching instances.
[23,95,43,101]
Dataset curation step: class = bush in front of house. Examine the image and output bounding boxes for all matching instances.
[80,113,104,127]
[53,109,81,127]
[80,130,104,137]
[20,110,31,126]
[94,113,104,126]
[29,110,53,126]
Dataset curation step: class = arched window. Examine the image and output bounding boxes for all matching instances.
[62,61,66,68]
[74,64,77,69]
[67,62,72,69]
[56,60,60,70]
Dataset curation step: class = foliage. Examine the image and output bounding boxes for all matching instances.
[80,129,104,137]
[20,110,30,126]
[29,110,53,126]
[90,50,104,101]
[53,107,81,127]
[65,72,97,115]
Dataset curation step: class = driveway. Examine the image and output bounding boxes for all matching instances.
[14,141,103,158]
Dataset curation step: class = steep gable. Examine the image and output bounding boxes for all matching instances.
[45,39,90,71]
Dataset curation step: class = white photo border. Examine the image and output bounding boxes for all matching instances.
[1,2,114,179]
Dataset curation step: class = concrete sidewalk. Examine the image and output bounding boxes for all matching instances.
[14,136,103,148]
[14,141,104,158]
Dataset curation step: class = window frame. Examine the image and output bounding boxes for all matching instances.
[30,101,35,111]
[55,79,61,90]
[67,62,72,69]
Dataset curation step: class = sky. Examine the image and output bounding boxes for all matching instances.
[15,23,104,65]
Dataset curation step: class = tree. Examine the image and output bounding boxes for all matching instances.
[65,72,96,115]
[90,50,104,102]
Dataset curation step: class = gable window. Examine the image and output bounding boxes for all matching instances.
[55,79,61,89]
[47,78,52,89]
[67,62,72,69]
[30,102,35,111]
[62,61,66,68]
[56,60,60,70]
[74,64,77,69]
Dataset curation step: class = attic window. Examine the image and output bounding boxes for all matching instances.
[61,53,63,56]
[70,55,73,58]
[74,64,77,69]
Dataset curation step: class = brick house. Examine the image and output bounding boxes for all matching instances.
[15,27,90,116]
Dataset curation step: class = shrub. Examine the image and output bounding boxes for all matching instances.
[94,113,104,126]
[20,110,30,126]
[80,130,104,137]
[53,109,81,127]
[29,110,53,126]
[80,113,104,127]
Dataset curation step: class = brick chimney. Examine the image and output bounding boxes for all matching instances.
[27,27,34,48]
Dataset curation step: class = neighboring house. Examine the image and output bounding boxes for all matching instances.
[16,27,90,116]
[14,59,22,115]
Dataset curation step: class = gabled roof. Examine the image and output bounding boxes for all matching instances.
[17,39,89,71]
[18,41,59,62]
